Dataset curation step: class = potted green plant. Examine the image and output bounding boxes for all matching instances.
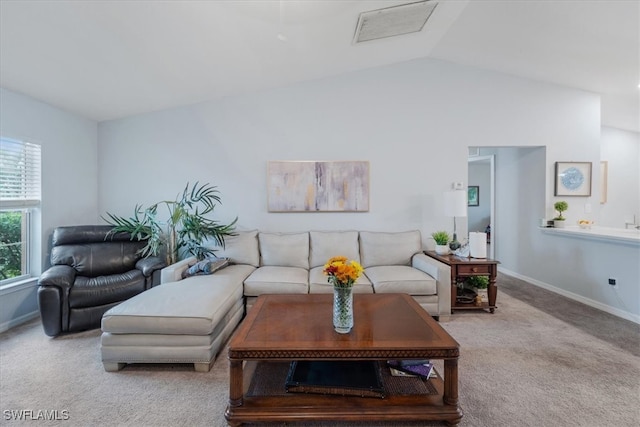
[466,275,489,290]
[103,182,237,265]
[431,230,451,255]
[553,201,569,228]
[463,275,489,305]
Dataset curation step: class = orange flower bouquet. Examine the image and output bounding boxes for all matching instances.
[323,256,363,288]
[324,256,363,333]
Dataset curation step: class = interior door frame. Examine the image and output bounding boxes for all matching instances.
[468,154,495,259]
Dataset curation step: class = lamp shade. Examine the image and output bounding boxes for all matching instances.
[443,190,467,217]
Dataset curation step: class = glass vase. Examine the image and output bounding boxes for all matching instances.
[333,285,354,334]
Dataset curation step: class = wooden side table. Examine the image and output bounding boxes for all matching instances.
[424,251,500,313]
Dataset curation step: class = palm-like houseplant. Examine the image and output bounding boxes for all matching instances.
[103,182,237,265]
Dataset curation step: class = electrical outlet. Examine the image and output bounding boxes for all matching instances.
[608,278,617,286]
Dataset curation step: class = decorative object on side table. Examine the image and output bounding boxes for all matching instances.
[468,232,487,259]
[553,201,568,228]
[323,256,364,334]
[443,188,468,251]
[431,230,451,255]
[453,240,470,257]
[554,162,592,197]
[103,182,237,265]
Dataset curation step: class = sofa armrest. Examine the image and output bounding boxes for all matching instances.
[160,257,197,284]
[135,256,167,277]
[37,265,77,293]
[412,253,451,317]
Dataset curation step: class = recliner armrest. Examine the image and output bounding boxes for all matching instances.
[37,265,77,293]
[135,256,167,277]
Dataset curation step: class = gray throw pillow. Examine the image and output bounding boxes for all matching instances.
[182,257,230,279]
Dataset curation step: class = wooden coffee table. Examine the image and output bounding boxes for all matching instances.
[225,293,462,426]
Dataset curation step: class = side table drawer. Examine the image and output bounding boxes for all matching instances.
[457,265,491,275]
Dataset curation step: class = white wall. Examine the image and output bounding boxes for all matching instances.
[98,58,639,321]
[517,232,640,323]
[2,57,636,330]
[490,147,547,268]
[98,57,600,245]
[0,88,99,268]
[0,88,98,331]
[1,55,636,328]
[600,127,640,227]
[484,145,639,323]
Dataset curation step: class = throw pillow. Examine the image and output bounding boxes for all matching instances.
[182,257,230,279]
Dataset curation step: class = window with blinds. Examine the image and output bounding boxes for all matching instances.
[0,137,41,284]
[0,137,42,208]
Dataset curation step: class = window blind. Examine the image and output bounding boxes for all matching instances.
[0,137,42,208]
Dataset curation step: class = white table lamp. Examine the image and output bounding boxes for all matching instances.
[443,190,468,250]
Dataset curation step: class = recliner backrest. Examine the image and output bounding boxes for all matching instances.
[50,225,146,277]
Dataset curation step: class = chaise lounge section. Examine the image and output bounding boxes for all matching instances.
[101,264,253,372]
[100,230,451,372]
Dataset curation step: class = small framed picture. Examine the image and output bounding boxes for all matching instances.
[468,186,479,206]
[555,162,592,196]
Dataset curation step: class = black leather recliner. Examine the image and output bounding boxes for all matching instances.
[37,225,166,337]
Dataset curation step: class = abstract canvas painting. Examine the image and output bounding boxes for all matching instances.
[268,161,369,212]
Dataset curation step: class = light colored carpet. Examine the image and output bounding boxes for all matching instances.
[1,274,639,427]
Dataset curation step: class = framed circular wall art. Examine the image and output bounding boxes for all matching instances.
[554,162,592,196]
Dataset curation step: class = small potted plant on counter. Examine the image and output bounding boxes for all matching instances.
[553,201,568,228]
[431,231,451,255]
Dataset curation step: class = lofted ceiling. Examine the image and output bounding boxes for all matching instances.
[1,0,638,132]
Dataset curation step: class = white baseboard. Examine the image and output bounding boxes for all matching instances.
[500,268,640,325]
[0,311,40,334]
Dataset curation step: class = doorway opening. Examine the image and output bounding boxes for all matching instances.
[468,153,495,259]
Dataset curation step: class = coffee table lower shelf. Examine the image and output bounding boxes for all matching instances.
[224,361,463,426]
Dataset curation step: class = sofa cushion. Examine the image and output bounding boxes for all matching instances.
[359,230,422,268]
[365,265,437,295]
[69,270,146,308]
[206,230,260,267]
[259,232,309,269]
[243,266,309,296]
[51,241,146,276]
[101,264,254,335]
[309,231,360,268]
[308,266,373,294]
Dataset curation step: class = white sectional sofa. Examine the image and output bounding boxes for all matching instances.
[100,230,451,372]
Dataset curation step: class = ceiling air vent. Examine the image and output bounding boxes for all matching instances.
[353,0,438,44]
